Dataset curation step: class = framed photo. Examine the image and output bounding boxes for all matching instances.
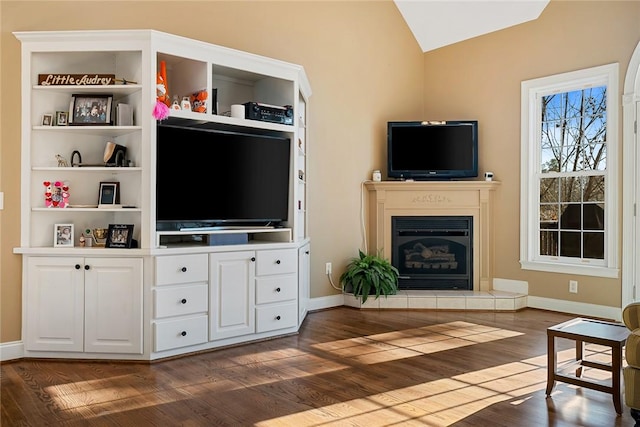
[55,111,68,126]
[54,223,74,247]
[98,181,120,207]
[42,113,53,126]
[70,94,112,125]
[105,224,134,248]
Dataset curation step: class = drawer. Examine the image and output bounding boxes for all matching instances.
[156,254,208,286]
[256,249,297,276]
[255,302,297,333]
[256,274,297,305]
[154,284,208,319]
[154,315,208,352]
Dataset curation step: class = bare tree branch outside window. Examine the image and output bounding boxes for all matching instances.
[538,86,606,259]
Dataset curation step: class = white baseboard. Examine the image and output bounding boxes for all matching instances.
[527,296,622,322]
[0,341,24,362]
[493,278,529,294]
[309,294,344,312]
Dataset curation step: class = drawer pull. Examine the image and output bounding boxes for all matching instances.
[181,298,187,304]
[181,267,187,272]
[84,265,90,271]
[75,264,81,270]
[276,287,281,292]
[180,331,187,337]
[251,257,256,262]
[276,315,281,320]
[276,260,281,264]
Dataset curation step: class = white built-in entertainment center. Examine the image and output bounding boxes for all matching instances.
[14,30,311,361]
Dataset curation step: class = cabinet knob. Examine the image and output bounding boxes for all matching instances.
[251,257,256,262]
[181,298,187,304]
[75,264,81,270]
[275,315,281,321]
[305,251,310,255]
[276,260,281,265]
[275,287,281,292]
[84,265,90,270]
[181,331,187,337]
[181,267,187,272]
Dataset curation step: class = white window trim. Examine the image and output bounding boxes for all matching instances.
[520,63,619,278]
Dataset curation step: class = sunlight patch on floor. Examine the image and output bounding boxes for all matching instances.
[42,323,616,425]
[312,321,524,365]
[257,327,616,426]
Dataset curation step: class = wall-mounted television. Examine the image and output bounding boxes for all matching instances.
[156,123,290,230]
[387,120,478,180]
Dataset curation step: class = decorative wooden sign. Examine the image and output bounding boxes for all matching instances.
[38,74,115,86]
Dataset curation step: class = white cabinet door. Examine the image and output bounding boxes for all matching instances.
[25,257,85,352]
[84,258,143,354]
[298,243,310,325]
[209,251,255,340]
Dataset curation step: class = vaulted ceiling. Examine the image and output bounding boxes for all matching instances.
[394,0,550,52]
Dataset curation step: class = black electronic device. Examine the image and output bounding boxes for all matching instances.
[156,124,291,230]
[244,102,293,125]
[387,120,478,180]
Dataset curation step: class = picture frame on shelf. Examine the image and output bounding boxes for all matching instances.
[105,224,134,248]
[54,223,74,247]
[44,180,70,208]
[98,181,120,207]
[42,113,53,126]
[55,111,68,126]
[69,94,112,125]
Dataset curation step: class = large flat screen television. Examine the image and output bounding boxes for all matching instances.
[387,120,478,180]
[156,123,290,229]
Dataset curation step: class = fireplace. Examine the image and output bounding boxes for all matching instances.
[365,181,498,291]
[392,216,472,290]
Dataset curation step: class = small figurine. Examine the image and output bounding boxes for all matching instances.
[171,95,181,111]
[180,96,191,110]
[56,154,69,167]
[79,235,85,247]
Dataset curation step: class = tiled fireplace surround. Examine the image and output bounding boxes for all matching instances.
[344,181,527,311]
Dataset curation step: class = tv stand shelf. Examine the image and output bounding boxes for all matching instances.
[156,227,292,247]
[15,29,311,362]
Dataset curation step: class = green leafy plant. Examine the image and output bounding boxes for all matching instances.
[340,250,399,303]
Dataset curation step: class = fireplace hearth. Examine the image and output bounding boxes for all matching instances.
[392,216,472,290]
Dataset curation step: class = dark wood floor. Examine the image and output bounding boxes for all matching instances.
[1,307,635,426]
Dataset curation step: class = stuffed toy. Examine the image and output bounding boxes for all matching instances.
[153,60,170,120]
[190,89,207,113]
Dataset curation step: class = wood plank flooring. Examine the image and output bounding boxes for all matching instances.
[1,307,635,426]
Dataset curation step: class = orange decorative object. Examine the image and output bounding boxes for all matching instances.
[159,60,170,106]
[190,89,208,113]
[154,61,170,120]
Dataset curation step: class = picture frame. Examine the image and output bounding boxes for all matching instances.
[98,181,120,207]
[42,113,53,126]
[70,94,112,125]
[55,111,68,126]
[54,223,74,247]
[105,224,134,248]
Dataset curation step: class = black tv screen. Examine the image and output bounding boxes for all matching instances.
[387,121,478,180]
[156,124,290,227]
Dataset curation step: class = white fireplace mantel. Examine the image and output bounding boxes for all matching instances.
[365,180,500,292]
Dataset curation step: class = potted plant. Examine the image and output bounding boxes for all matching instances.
[340,250,399,303]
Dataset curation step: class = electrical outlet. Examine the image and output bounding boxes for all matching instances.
[569,280,578,293]
[325,262,332,275]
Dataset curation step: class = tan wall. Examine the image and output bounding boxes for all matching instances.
[421,0,640,307]
[0,1,424,343]
[5,1,634,346]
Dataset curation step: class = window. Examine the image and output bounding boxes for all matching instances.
[520,64,619,278]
